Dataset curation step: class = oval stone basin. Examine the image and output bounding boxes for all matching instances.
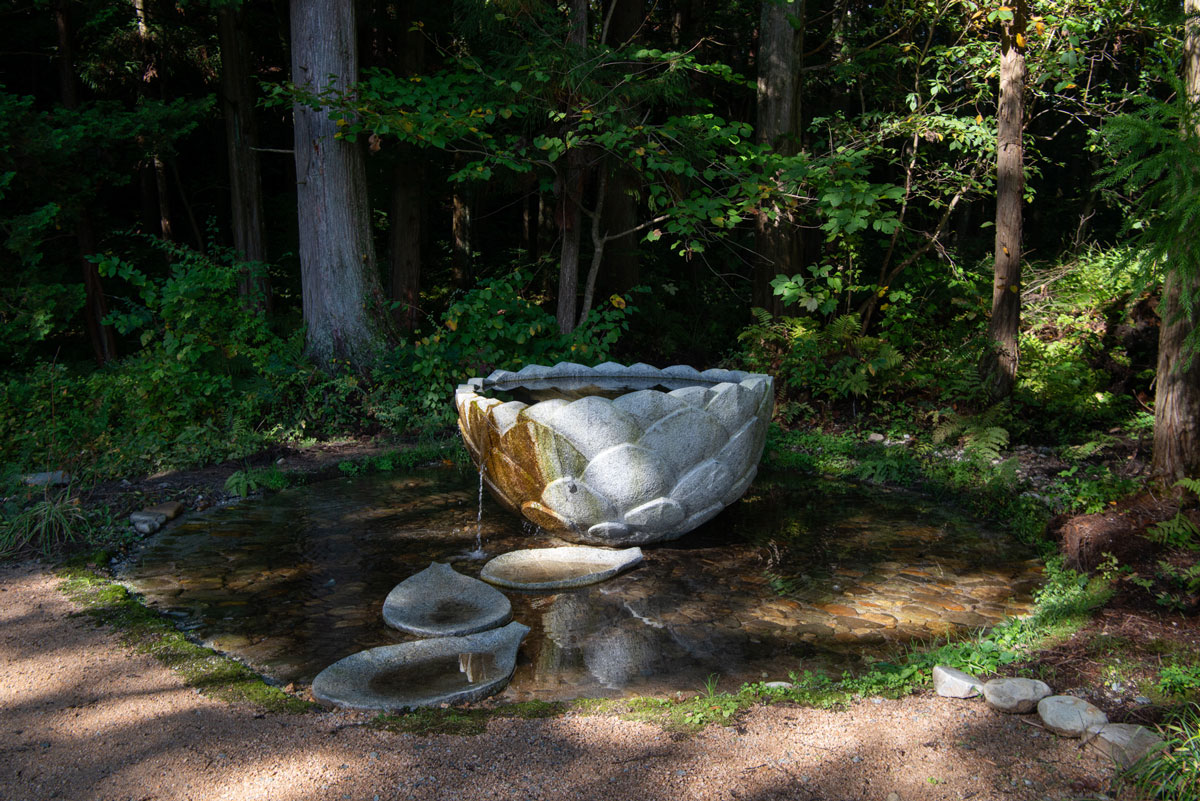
[480,546,643,591]
[455,361,773,546]
[311,621,530,711]
[382,562,512,637]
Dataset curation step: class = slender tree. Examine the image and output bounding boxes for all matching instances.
[753,0,801,316]
[555,0,590,334]
[291,0,393,369]
[980,0,1028,399]
[1151,0,1200,482]
[55,0,117,364]
[217,3,271,309]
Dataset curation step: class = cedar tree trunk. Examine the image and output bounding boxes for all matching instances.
[291,0,392,369]
[218,5,271,309]
[1151,0,1200,482]
[980,0,1027,400]
[753,0,800,316]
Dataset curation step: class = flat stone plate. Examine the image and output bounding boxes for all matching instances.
[382,562,512,637]
[480,546,643,591]
[311,621,530,711]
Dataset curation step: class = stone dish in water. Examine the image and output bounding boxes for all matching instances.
[455,361,773,546]
[381,562,512,637]
[311,621,530,711]
[480,546,643,591]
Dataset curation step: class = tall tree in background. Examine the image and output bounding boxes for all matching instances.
[1151,0,1200,482]
[217,2,271,309]
[555,0,590,334]
[753,0,800,316]
[291,0,393,369]
[54,0,117,364]
[980,0,1028,400]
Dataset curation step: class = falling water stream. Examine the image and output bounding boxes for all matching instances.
[117,466,1043,702]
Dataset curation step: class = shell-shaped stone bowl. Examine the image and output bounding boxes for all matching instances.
[454,362,773,546]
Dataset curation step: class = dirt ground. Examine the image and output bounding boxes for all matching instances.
[1,561,1144,801]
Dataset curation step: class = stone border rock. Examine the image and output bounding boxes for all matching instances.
[311,621,530,711]
[480,546,644,591]
[933,665,1166,769]
[382,562,512,637]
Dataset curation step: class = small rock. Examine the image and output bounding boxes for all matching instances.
[867,432,886,443]
[22,471,70,486]
[982,677,1052,713]
[1037,695,1107,737]
[933,665,984,698]
[885,793,901,801]
[144,500,184,521]
[763,681,793,690]
[129,510,167,535]
[1085,723,1166,768]
[1134,695,1152,705]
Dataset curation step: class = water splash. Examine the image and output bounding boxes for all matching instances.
[458,469,488,560]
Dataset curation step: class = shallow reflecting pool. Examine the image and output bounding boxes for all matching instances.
[117,467,1042,701]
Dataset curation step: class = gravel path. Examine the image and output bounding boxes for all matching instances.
[1,562,1134,801]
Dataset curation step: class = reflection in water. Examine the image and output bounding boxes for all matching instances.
[458,652,496,684]
[117,467,1043,701]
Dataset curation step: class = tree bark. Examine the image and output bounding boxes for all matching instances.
[451,169,473,290]
[753,0,801,316]
[1150,0,1200,482]
[556,0,589,334]
[389,158,423,330]
[556,156,584,334]
[384,0,426,329]
[55,0,116,364]
[980,0,1027,400]
[598,0,643,294]
[291,0,392,369]
[217,5,271,310]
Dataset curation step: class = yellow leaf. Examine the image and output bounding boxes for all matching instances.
[610,294,626,309]
[1003,246,1009,255]
[446,319,458,331]
[1009,284,1019,292]
[975,113,983,124]
[1065,83,1077,89]
[1015,32,1025,48]
[1035,21,1045,35]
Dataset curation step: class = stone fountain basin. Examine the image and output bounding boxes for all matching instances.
[311,621,530,711]
[382,562,512,637]
[455,362,773,546]
[481,546,643,591]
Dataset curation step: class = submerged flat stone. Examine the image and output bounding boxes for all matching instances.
[480,546,643,590]
[311,621,530,711]
[382,562,512,637]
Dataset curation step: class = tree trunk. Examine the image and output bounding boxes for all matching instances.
[980,0,1027,400]
[1150,0,1200,482]
[753,0,800,315]
[384,0,425,328]
[556,0,589,334]
[556,156,584,335]
[217,5,271,310]
[389,158,423,330]
[451,172,473,290]
[598,0,642,294]
[55,0,116,364]
[291,0,392,369]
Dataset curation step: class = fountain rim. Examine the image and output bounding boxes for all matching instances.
[456,360,772,398]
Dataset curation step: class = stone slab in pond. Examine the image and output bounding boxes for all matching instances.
[382,562,512,637]
[480,546,643,590]
[311,621,530,711]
